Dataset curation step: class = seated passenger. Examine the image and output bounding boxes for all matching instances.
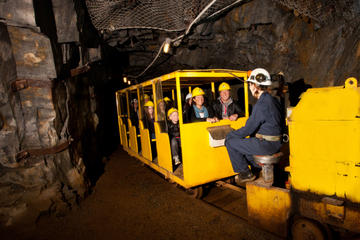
[182,93,192,123]
[144,101,155,139]
[167,108,181,166]
[163,97,173,108]
[157,99,167,121]
[188,87,218,123]
[212,82,244,121]
[130,99,139,128]
[144,94,150,104]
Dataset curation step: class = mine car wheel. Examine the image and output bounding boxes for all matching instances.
[186,186,204,199]
[291,217,326,240]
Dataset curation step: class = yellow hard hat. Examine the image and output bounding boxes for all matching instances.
[164,97,171,102]
[167,108,178,118]
[218,82,230,92]
[144,101,154,107]
[144,94,150,100]
[192,87,205,97]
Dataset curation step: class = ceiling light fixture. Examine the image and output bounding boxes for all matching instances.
[163,38,171,54]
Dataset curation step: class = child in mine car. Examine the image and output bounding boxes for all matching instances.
[167,108,181,166]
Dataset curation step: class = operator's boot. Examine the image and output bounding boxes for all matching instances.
[235,169,256,184]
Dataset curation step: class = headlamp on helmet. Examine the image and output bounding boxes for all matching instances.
[247,68,272,86]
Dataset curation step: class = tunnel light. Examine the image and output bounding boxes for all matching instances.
[163,38,171,54]
[123,76,127,83]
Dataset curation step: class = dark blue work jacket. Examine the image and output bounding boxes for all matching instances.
[231,92,282,138]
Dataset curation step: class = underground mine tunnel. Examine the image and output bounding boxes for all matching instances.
[0,0,360,239]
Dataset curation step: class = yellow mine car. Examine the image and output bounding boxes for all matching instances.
[116,69,250,196]
[116,70,360,239]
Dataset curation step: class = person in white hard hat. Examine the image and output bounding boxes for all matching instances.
[182,92,193,123]
[130,98,139,129]
[225,68,283,183]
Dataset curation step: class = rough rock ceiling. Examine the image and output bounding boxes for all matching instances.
[86,0,247,32]
[85,0,360,83]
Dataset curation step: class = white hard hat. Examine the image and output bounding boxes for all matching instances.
[185,92,192,100]
[247,68,272,86]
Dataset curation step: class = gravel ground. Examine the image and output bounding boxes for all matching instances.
[1,148,280,240]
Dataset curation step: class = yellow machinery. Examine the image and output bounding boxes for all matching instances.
[246,77,360,239]
[289,77,360,202]
[116,69,249,196]
[117,69,360,238]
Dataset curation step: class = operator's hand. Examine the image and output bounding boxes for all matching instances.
[206,117,218,123]
[229,114,238,121]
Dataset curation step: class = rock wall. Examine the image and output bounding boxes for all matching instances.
[0,22,86,226]
[0,0,121,226]
[180,0,360,87]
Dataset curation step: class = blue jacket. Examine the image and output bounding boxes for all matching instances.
[229,92,282,138]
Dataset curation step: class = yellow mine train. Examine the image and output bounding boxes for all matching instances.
[116,69,360,239]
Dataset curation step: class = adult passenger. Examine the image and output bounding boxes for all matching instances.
[144,101,155,139]
[188,87,218,123]
[157,99,167,121]
[182,92,192,123]
[144,94,150,104]
[167,108,181,166]
[225,68,282,183]
[212,82,243,121]
[130,99,139,128]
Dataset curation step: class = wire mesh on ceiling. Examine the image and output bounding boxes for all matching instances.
[273,0,357,24]
[85,0,243,32]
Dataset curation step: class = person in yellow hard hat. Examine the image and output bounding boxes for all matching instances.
[164,96,174,109]
[212,82,243,121]
[144,101,155,139]
[167,108,181,166]
[144,94,150,103]
[157,99,166,121]
[188,87,218,123]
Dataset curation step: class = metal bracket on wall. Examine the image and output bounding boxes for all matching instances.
[70,64,91,77]
[15,138,74,164]
[11,79,54,92]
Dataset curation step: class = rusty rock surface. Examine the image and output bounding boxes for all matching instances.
[0,0,37,27]
[0,23,88,226]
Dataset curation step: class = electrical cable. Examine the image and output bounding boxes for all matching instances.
[127,0,221,79]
